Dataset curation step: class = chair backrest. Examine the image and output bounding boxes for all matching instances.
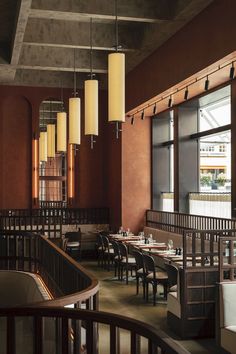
[110,240,120,258]
[97,234,103,247]
[65,231,81,242]
[133,250,144,270]
[118,242,128,259]
[102,235,110,249]
[143,254,155,274]
[165,263,178,287]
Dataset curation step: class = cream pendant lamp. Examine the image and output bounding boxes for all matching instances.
[108,0,125,138]
[57,112,67,152]
[85,18,98,149]
[47,124,55,158]
[69,49,81,145]
[39,131,47,162]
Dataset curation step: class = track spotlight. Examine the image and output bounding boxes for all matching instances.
[230,63,235,80]
[168,95,172,108]
[131,115,135,125]
[153,103,157,115]
[141,109,145,120]
[184,87,189,100]
[204,76,209,91]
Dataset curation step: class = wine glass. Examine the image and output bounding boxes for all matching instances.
[167,239,173,251]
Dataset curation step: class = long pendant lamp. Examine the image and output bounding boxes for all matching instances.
[57,112,67,152]
[85,18,98,148]
[69,49,81,145]
[39,131,47,162]
[108,0,125,138]
[47,124,55,158]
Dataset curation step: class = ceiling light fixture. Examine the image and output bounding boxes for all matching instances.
[204,75,209,91]
[57,83,67,153]
[39,105,47,162]
[230,62,235,80]
[47,101,55,158]
[184,87,189,100]
[69,49,81,146]
[153,103,157,115]
[85,18,98,149]
[168,95,173,108]
[141,109,145,120]
[108,0,125,139]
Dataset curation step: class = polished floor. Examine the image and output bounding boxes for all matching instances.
[81,260,223,354]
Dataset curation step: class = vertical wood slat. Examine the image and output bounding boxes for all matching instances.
[131,332,140,354]
[7,316,15,354]
[34,316,43,354]
[86,320,94,354]
[61,317,69,354]
[110,325,119,354]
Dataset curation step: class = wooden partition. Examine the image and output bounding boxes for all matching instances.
[146,209,236,233]
[170,229,236,339]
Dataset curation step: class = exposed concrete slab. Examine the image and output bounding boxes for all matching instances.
[24,18,143,51]
[19,45,108,73]
[11,0,32,65]
[31,0,176,22]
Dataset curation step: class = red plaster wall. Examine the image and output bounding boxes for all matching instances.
[0,95,31,208]
[122,117,151,234]
[126,0,236,111]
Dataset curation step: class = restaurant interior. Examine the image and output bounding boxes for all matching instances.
[0,0,236,353]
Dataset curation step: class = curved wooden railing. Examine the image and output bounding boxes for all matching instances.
[0,307,190,354]
[0,230,99,309]
[0,230,190,354]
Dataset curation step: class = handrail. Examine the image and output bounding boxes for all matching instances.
[146,209,236,233]
[0,307,190,354]
[0,230,99,309]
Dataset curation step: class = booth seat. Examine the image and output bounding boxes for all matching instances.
[218,282,236,354]
[167,269,181,319]
[143,226,218,253]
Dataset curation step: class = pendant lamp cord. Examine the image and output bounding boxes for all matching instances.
[73,48,77,97]
[115,0,118,51]
[61,79,64,111]
[90,18,93,79]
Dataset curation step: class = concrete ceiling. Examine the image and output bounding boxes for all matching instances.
[0,0,214,89]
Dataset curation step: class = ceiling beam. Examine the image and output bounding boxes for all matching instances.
[11,0,32,65]
[30,0,176,23]
[24,18,142,51]
[18,45,108,73]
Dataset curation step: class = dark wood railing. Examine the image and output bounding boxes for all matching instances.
[0,307,190,354]
[0,230,189,354]
[0,230,99,308]
[146,209,236,234]
[219,236,236,282]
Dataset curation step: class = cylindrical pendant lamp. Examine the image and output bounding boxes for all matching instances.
[85,79,98,136]
[39,131,47,162]
[108,52,125,123]
[57,112,67,152]
[47,124,55,158]
[69,97,81,145]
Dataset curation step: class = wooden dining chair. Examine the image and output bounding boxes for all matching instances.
[110,240,121,279]
[118,243,136,284]
[133,250,146,298]
[143,254,168,306]
[165,263,178,292]
[102,235,114,271]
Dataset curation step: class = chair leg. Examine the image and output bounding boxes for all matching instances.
[136,276,139,295]
[142,279,146,299]
[163,283,168,300]
[145,283,149,302]
[126,267,128,285]
[153,284,157,306]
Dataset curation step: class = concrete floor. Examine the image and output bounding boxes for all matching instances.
[81,260,223,354]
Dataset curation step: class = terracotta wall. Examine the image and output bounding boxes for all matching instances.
[122,117,151,234]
